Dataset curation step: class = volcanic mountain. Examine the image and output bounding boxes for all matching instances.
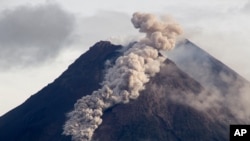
[0,40,248,141]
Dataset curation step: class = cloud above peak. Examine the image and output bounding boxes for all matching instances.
[0,3,75,70]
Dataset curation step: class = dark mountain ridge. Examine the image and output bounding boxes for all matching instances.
[0,41,122,141]
[0,40,247,141]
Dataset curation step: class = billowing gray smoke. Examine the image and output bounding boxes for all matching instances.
[63,12,182,141]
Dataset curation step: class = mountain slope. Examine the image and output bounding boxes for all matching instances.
[93,59,228,141]
[0,41,122,141]
[167,39,248,94]
[0,40,246,141]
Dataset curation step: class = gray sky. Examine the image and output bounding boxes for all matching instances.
[0,0,250,115]
[0,3,75,70]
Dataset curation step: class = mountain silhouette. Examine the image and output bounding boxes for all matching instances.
[0,40,247,141]
[0,41,122,141]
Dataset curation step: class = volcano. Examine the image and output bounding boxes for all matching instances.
[0,39,248,141]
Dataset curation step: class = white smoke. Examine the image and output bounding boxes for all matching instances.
[63,12,182,141]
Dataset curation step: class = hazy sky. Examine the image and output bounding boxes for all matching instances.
[0,0,250,115]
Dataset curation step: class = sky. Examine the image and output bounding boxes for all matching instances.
[0,0,250,116]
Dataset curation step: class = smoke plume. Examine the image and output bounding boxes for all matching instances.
[63,12,182,141]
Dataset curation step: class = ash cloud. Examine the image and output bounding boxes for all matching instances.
[0,3,75,70]
[170,77,250,123]
[63,12,182,141]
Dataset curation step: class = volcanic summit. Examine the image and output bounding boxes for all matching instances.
[0,12,249,141]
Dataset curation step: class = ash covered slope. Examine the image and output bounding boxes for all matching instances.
[93,59,228,141]
[0,40,245,141]
[0,41,122,141]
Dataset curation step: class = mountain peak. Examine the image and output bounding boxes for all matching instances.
[169,39,248,94]
[0,40,247,141]
[0,41,122,141]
